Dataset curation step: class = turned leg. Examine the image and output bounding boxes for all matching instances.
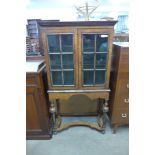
[97,98,109,134]
[49,101,56,134]
[103,99,109,124]
[55,99,62,129]
[102,98,109,133]
[49,99,62,134]
[97,98,106,133]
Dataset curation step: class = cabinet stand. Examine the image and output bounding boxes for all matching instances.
[50,98,109,134]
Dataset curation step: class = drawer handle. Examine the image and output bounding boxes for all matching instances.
[121,113,127,118]
[127,84,129,89]
[124,98,129,103]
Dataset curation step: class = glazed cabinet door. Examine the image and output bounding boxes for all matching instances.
[43,28,78,89]
[42,27,113,90]
[78,28,113,89]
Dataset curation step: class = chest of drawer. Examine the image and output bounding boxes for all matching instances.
[117,79,129,95]
[109,43,129,132]
[112,109,129,124]
[115,93,129,109]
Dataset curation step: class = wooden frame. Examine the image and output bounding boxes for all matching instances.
[41,26,114,90]
[77,27,114,90]
[41,27,78,90]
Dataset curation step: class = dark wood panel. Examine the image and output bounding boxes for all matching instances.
[26,62,51,140]
[26,87,41,130]
[26,134,51,140]
[58,97,98,115]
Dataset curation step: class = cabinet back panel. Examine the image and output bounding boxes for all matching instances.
[58,95,98,115]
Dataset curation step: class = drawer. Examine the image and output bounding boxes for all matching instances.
[112,109,129,124]
[115,93,129,109]
[117,79,129,95]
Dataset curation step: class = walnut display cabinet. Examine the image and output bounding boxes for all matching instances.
[39,20,117,133]
[108,42,129,133]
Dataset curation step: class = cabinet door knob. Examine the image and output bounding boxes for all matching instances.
[124,98,129,103]
[127,84,129,89]
[121,113,127,118]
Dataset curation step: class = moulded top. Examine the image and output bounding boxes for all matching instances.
[38,20,117,27]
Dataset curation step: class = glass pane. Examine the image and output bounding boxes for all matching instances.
[64,71,74,85]
[83,71,94,85]
[96,53,107,69]
[83,34,95,52]
[48,35,60,53]
[61,34,73,52]
[62,54,73,69]
[52,71,62,85]
[83,54,94,69]
[50,54,61,69]
[95,70,106,84]
[96,34,108,52]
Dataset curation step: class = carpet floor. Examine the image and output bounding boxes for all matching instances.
[26,116,129,155]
